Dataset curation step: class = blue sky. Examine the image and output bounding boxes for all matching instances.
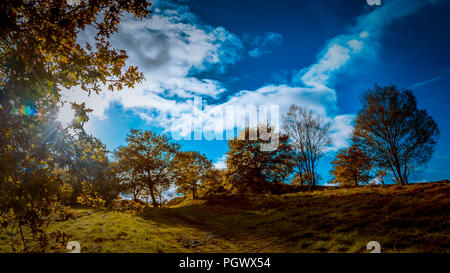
[59,0,450,184]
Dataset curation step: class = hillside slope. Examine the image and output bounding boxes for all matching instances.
[1,181,449,252]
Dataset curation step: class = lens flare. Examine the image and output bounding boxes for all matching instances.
[11,105,38,116]
[22,105,38,116]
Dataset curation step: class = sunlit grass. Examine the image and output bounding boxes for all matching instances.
[1,181,449,253]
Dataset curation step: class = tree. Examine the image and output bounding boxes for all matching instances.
[282,105,331,188]
[330,144,373,186]
[375,169,388,185]
[201,168,229,197]
[111,156,146,202]
[225,125,293,193]
[0,0,149,105]
[353,85,439,185]
[57,102,117,206]
[172,151,213,199]
[0,0,151,251]
[114,129,179,208]
[154,183,172,206]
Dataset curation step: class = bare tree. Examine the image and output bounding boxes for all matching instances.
[282,105,331,188]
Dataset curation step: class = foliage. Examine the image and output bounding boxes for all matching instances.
[0,107,73,252]
[114,129,180,207]
[0,0,150,252]
[282,104,331,188]
[0,172,73,252]
[77,182,107,208]
[77,182,148,215]
[111,160,147,202]
[353,85,439,185]
[113,199,148,216]
[59,105,118,206]
[172,151,213,199]
[225,125,294,194]
[330,144,373,186]
[200,168,230,197]
[0,0,150,104]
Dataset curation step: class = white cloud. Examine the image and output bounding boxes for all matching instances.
[299,43,352,87]
[329,114,355,151]
[60,4,243,120]
[213,154,228,170]
[294,0,441,88]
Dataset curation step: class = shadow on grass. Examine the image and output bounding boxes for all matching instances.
[140,181,450,252]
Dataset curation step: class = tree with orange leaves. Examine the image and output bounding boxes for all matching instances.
[330,144,373,186]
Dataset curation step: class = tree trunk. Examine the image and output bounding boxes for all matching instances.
[403,163,409,185]
[149,186,159,208]
[298,167,304,191]
[192,187,196,200]
[395,164,404,185]
[19,224,28,252]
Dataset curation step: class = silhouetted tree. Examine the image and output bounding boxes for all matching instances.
[353,85,439,185]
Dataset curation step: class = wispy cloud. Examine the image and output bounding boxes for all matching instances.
[409,76,442,89]
[295,0,443,88]
[243,32,283,58]
[409,68,450,89]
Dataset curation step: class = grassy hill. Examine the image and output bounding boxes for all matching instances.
[1,181,449,253]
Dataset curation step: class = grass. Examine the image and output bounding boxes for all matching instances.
[1,181,449,253]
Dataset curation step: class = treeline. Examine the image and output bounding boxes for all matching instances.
[107,85,440,208]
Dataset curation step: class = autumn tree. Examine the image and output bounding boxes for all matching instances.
[172,151,213,199]
[114,129,179,208]
[57,103,118,206]
[201,168,229,197]
[111,154,146,202]
[353,85,439,185]
[282,105,331,188]
[0,0,151,251]
[0,119,72,252]
[154,183,172,206]
[330,144,373,186]
[225,125,294,193]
